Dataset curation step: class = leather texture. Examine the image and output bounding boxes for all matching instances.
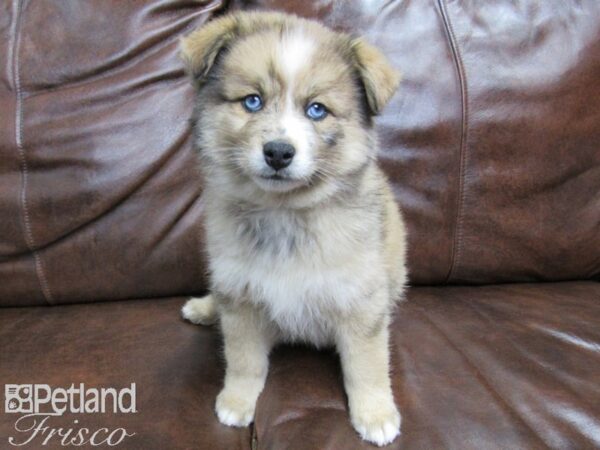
[1,284,598,449]
[254,282,600,450]
[229,0,600,285]
[1,1,600,449]
[0,0,224,306]
[0,298,251,450]
[2,0,599,306]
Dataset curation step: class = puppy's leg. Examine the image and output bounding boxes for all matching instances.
[336,299,400,447]
[216,301,273,427]
[182,294,218,325]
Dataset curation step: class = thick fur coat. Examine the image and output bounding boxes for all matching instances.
[180,12,407,446]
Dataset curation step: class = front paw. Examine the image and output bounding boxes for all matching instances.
[215,389,256,427]
[351,399,401,447]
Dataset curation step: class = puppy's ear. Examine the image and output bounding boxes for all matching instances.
[351,38,401,115]
[180,15,239,83]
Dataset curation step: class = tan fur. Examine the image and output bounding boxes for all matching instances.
[180,12,407,447]
[351,38,401,115]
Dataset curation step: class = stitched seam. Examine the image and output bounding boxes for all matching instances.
[12,0,54,304]
[251,423,257,450]
[438,0,469,283]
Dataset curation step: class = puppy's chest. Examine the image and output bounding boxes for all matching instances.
[229,207,372,268]
[236,209,309,259]
[210,206,381,317]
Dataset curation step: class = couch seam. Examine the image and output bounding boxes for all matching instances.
[11,0,54,304]
[251,422,258,450]
[438,0,468,284]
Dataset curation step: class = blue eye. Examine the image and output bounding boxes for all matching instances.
[243,94,263,112]
[306,102,328,121]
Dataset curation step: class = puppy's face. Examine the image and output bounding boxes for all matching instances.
[182,13,399,201]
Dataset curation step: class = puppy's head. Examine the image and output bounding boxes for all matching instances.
[181,12,399,202]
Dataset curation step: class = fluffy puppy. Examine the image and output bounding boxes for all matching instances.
[180,11,407,446]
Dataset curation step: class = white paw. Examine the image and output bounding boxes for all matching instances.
[215,389,255,427]
[181,296,218,325]
[351,402,401,447]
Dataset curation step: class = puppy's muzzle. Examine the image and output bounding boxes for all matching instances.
[263,141,295,171]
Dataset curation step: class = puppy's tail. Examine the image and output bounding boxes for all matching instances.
[181,294,218,326]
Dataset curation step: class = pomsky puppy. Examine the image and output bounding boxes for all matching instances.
[180,11,407,446]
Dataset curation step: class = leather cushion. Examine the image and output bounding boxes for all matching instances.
[0,1,224,306]
[254,282,600,449]
[2,283,598,449]
[231,0,600,284]
[0,297,251,450]
[2,0,599,306]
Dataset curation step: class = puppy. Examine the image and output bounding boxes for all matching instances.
[180,12,407,446]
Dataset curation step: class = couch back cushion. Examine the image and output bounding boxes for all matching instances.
[231,0,600,284]
[1,0,599,306]
[0,1,223,306]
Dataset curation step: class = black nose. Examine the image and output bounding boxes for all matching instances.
[263,141,295,170]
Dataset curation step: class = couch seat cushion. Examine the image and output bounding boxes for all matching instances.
[254,282,600,449]
[1,282,599,449]
[0,297,250,450]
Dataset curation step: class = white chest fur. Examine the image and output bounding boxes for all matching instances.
[206,200,384,345]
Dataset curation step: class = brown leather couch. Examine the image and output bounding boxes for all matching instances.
[1,1,599,449]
